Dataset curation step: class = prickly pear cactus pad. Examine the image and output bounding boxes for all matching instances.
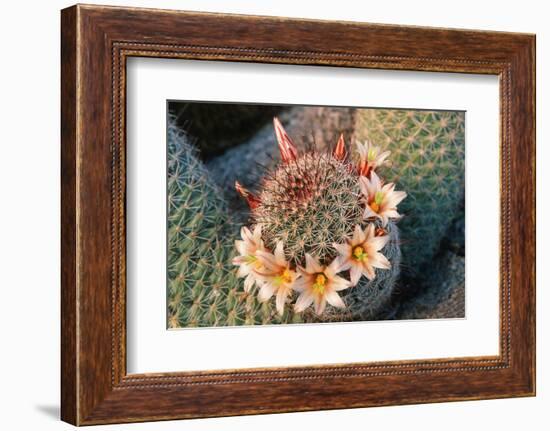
[233,118,406,319]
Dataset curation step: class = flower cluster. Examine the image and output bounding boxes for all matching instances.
[233,118,406,316]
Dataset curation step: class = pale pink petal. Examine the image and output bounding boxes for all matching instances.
[244,273,256,292]
[359,176,372,198]
[393,190,407,203]
[356,141,367,159]
[326,257,346,276]
[338,259,352,271]
[370,252,391,270]
[305,254,323,274]
[232,254,247,265]
[333,242,351,257]
[323,266,335,279]
[377,150,391,165]
[294,291,314,312]
[258,283,276,302]
[255,250,280,272]
[241,226,253,243]
[288,270,299,284]
[365,223,376,239]
[314,296,327,315]
[350,265,362,286]
[352,224,366,244]
[253,272,272,285]
[361,174,378,195]
[252,224,262,242]
[370,234,390,251]
[381,182,395,195]
[363,205,380,220]
[235,240,247,256]
[274,241,287,266]
[325,290,345,308]
[331,275,351,291]
[370,171,382,190]
[236,264,251,278]
[275,287,288,315]
[385,190,407,208]
[363,262,376,280]
[292,276,308,292]
[382,209,401,220]
[324,259,336,278]
[297,265,309,278]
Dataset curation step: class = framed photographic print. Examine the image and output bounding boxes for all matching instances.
[61,4,536,425]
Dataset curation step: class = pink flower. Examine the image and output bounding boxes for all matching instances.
[359,171,407,227]
[232,225,266,292]
[333,224,391,286]
[293,254,351,315]
[254,242,298,315]
[356,140,391,177]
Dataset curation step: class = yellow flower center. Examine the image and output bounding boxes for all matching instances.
[370,201,380,213]
[367,148,377,162]
[313,273,327,294]
[281,268,293,283]
[353,246,368,261]
[274,268,293,286]
[246,254,263,269]
[370,191,384,213]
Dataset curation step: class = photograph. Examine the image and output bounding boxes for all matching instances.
[166,102,466,328]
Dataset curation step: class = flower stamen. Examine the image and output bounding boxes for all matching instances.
[281,268,293,283]
[353,246,368,261]
[369,191,385,213]
[274,268,293,286]
[368,148,377,162]
[313,273,327,294]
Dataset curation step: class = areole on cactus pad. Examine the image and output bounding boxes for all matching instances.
[233,117,407,318]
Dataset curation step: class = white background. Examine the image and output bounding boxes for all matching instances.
[127,59,500,373]
[0,0,547,430]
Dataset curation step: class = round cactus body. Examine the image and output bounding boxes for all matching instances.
[167,120,302,327]
[206,106,358,215]
[253,153,363,266]
[232,118,405,321]
[355,109,465,273]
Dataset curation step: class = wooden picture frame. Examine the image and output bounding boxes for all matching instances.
[61,4,536,425]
